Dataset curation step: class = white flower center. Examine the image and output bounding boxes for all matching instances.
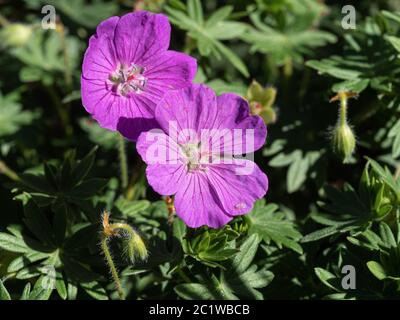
[109,63,147,96]
[180,142,208,172]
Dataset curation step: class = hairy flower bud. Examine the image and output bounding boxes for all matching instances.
[332,122,356,163]
[330,91,357,163]
[1,23,32,48]
[125,230,148,263]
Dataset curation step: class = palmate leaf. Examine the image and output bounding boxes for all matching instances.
[10,29,80,84]
[306,15,400,93]
[348,221,400,282]
[303,159,399,243]
[165,0,249,76]
[14,147,108,212]
[242,0,336,64]
[0,91,36,138]
[245,200,303,253]
[182,225,240,268]
[268,148,322,194]
[0,202,106,300]
[175,235,274,300]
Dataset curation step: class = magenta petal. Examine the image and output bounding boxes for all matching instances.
[216,93,267,153]
[114,11,170,65]
[93,16,119,40]
[136,130,186,194]
[174,173,233,228]
[207,159,268,216]
[155,84,218,135]
[145,51,197,89]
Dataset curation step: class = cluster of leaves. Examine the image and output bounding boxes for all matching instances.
[1,0,400,300]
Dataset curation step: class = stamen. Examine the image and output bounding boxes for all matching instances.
[109,63,147,96]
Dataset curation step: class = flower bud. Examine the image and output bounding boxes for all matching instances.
[332,122,356,163]
[247,80,277,124]
[1,23,32,48]
[126,231,148,263]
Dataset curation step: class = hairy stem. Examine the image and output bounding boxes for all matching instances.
[100,236,125,300]
[118,134,129,190]
[125,159,144,200]
[339,92,348,127]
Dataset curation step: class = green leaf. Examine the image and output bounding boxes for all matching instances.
[20,283,31,300]
[69,178,108,199]
[115,198,150,218]
[246,200,303,253]
[23,200,55,246]
[69,146,98,188]
[367,261,387,280]
[0,91,35,137]
[81,281,108,300]
[0,233,30,253]
[165,4,249,76]
[231,234,260,273]
[29,275,54,300]
[0,280,11,300]
[385,35,400,52]
[55,271,67,300]
[187,0,203,24]
[174,283,215,300]
[314,268,341,292]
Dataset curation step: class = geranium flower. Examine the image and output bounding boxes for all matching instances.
[81,11,197,140]
[136,84,268,228]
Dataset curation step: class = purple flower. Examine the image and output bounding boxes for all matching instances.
[136,84,268,228]
[81,11,197,140]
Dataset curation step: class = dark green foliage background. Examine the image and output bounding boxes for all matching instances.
[0,0,400,300]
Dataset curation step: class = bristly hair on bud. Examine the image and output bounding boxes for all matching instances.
[101,211,148,263]
[330,91,357,163]
[100,210,148,300]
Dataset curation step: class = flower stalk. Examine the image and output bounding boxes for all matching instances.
[100,235,125,300]
[0,160,19,181]
[100,211,148,300]
[118,134,129,191]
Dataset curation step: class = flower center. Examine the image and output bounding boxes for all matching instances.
[109,63,147,96]
[180,142,208,172]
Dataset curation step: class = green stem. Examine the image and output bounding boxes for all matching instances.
[395,164,400,181]
[118,134,129,190]
[339,93,348,127]
[125,158,143,200]
[100,236,125,300]
[0,160,19,181]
